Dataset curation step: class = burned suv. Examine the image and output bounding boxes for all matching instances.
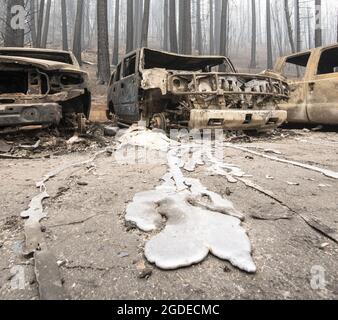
[107,48,289,131]
[0,48,91,130]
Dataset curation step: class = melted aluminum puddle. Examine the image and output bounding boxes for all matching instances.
[123,128,256,273]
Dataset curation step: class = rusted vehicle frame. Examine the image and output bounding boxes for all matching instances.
[0,48,91,129]
[108,48,289,131]
[274,44,338,125]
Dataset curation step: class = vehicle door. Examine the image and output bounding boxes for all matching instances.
[275,52,312,123]
[306,46,338,124]
[118,52,140,123]
[111,63,122,117]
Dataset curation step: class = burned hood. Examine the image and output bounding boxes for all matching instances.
[0,56,85,74]
[259,69,288,82]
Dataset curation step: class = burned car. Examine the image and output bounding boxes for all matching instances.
[274,44,338,125]
[0,48,91,130]
[107,48,289,131]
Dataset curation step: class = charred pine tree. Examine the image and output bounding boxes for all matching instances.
[61,0,68,51]
[250,0,257,68]
[36,0,45,47]
[215,0,222,53]
[219,0,228,57]
[179,0,192,54]
[73,0,84,65]
[126,0,134,53]
[266,0,273,69]
[315,0,322,47]
[112,0,120,65]
[337,11,338,43]
[141,0,151,47]
[5,0,25,47]
[284,0,295,53]
[29,0,37,47]
[41,0,51,48]
[209,0,214,55]
[97,0,111,84]
[195,0,203,54]
[294,0,301,52]
[169,0,178,53]
[163,0,169,51]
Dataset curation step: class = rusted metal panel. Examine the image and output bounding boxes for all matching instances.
[189,109,287,131]
[0,103,62,127]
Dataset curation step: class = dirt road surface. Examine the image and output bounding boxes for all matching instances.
[0,127,337,300]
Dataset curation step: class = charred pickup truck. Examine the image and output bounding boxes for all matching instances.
[273,44,338,125]
[0,48,91,131]
[107,48,289,131]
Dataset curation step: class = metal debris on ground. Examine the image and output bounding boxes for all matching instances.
[225,144,338,180]
[0,139,12,153]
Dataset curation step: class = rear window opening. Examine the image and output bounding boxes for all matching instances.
[281,53,311,79]
[123,55,136,77]
[317,47,338,75]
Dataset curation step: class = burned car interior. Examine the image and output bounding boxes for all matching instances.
[142,48,234,72]
[317,47,338,75]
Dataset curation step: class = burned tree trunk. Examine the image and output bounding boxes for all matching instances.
[112,0,120,65]
[215,0,222,53]
[196,0,203,54]
[97,0,111,84]
[5,0,25,47]
[337,11,338,43]
[29,0,37,47]
[141,0,151,47]
[61,0,68,51]
[250,0,257,68]
[163,0,169,51]
[126,0,134,53]
[284,0,295,53]
[169,0,178,53]
[209,0,214,55]
[179,0,192,54]
[266,0,273,69]
[294,0,301,52]
[219,0,228,56]
[73,0,84,65]
[36,0,45,47]
[315,0,322,47]
[41,0,51,48]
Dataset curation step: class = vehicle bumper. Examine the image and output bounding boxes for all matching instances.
[0,103,62,128]
[189,109,287,130]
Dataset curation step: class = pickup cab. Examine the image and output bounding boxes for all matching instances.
[274,44,338,124]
